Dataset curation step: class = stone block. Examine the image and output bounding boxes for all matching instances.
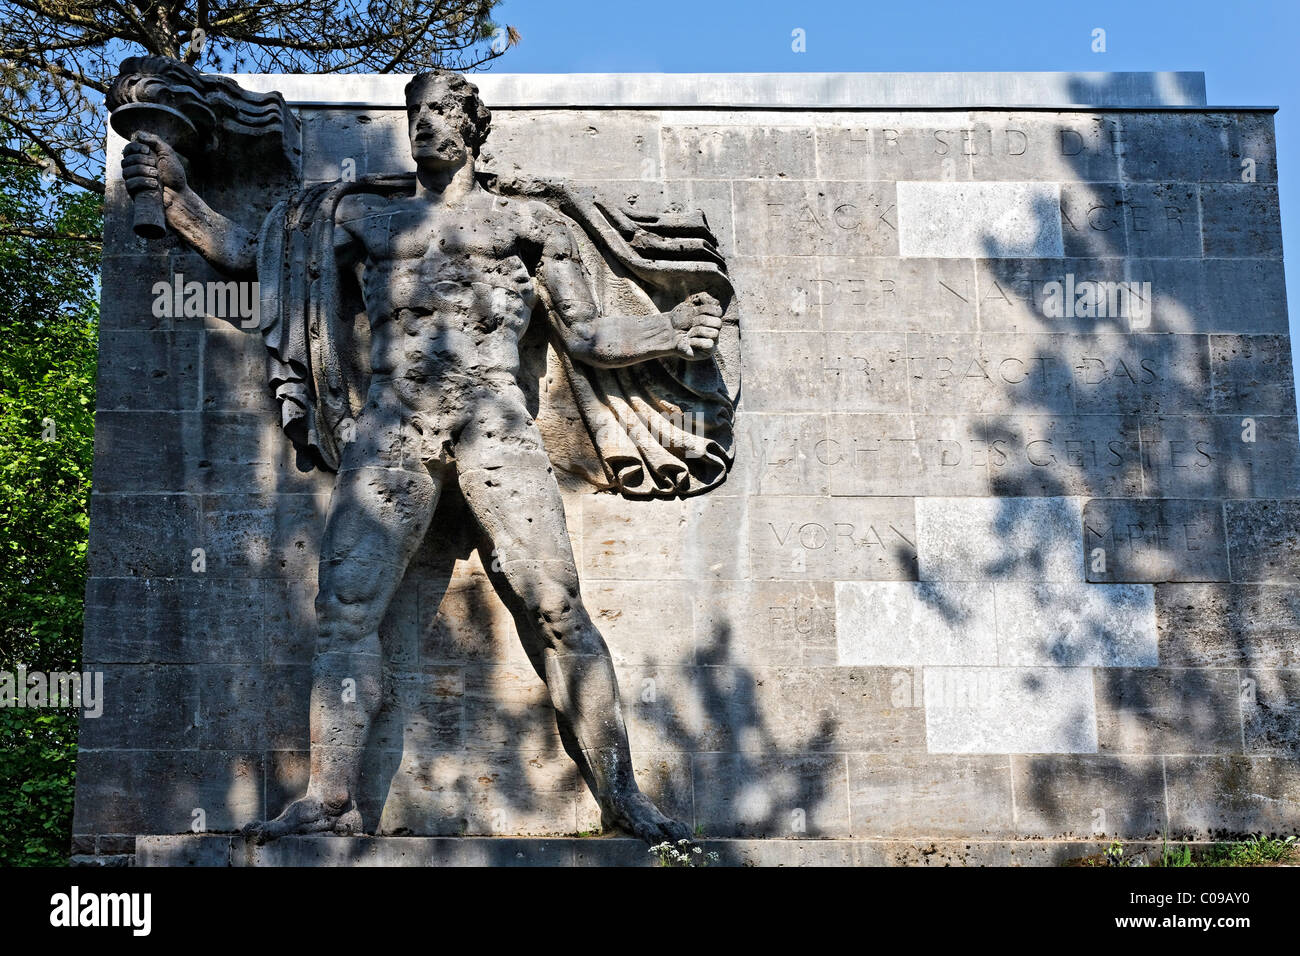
[694,580,837,666]
[1157,584,1300,667]
[897,181,1063,258]
[847,754,1015,839]
[825,414,994,498]
[1118,112,1276,183]
[1242,670,1300,756]
[662,125,816,179]
[1141,416,1300,499]
[987,415,1144,497]
[1165,756,1300,838]
[732,180,899,256]
[1226,500,1300,583]
[747,495,917,581]
[836,581,998,666]
[1199,184,1283,257]
[1083,498,1229,582]
[923,666,1098,754]
[995,583,1158,666]
[915,496,1084,581]
[97,330,200,411]
[1009,755,1166,838]
[692,752,850,838]
[731,413,829,496]
[742,330,909,414]
[1095,668,1242,754]
[1210,334,1296,415]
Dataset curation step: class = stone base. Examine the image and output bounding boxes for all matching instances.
[131,834,1175,867]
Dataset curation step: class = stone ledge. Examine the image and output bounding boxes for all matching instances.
[229,72,1211,110]
[134,835,1162,867]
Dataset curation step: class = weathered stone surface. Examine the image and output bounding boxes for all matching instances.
[1200,184,1284,258]
[1094,669,1242,754]
[662,125,816,180]
[742,330,909,413]
[1242,670,1300,756]
[1118,112,1276,183]
[924,666,1098,754]
[1157,584,1300,667]
[1140,417,1300,499]
[915,496,1083,581]
[847,754,1015,838]
[1083,498,1229,582]
[692,752,850,838]
[83,69,1300,860]
[732,180,899,256]
[1009,755,1166,838]
[1226,500,1300,583]
[1165,756,1300,838]
[693,580,837,666]
[746,495,917,581]
[1210,334,1296,415]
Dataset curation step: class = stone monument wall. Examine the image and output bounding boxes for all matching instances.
[76,72,1300,860]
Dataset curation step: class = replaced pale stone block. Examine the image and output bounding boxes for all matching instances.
[915,496,1084,581]
[1083,498,1229,582]
[924,666,1098,754]
[995,582,1158,666]
[836,581,998,666]
[898,182,1064,258]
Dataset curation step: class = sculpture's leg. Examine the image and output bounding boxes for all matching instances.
[454,395,693,847]
[245,410,440,843]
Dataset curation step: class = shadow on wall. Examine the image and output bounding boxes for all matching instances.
[901,70,1299,841]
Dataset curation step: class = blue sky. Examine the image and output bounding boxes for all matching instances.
[494,0,1300,391]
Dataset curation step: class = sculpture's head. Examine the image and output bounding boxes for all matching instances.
[404,70,492,168]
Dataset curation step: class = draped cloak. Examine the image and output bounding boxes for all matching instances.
[253,172,739,499]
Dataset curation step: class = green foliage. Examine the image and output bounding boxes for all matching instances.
[0,155,101,865]
[1199,834,1298,867]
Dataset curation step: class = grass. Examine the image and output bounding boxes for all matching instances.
[1070,835,1298,867]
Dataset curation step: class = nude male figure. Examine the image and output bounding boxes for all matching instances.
[121,71,724,845]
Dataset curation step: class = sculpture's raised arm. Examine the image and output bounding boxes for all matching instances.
[534,215,724,368]
[121,133,258,278]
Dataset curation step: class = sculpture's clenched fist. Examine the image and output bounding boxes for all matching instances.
[121,131,188,200]
[669,291,724,359]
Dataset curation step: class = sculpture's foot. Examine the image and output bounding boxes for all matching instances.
[603,789,694,847]
[242,796,362,845]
